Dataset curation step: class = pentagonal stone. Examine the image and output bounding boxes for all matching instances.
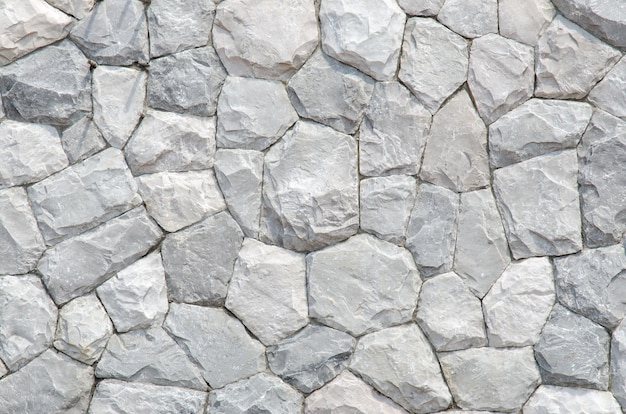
[60,117,107,164]
[212,0,318,81]
[524,385,622,414]
[350,324,452,413]
[70,0,149,65]
[260,121,359,251]
[287,51,375,135]
[611,318,626,409]
[163,303,266,388]
[0,275,57,371]
[147,46,226,116]
[488,98,592,168]
[483,257,555,347]
[439,347,540,412]
[45,0,95,19]
[125,110,216,175]
[493,151,582,259]
[28,148,142,245]
[359,81,431,176]
[399,18,469,114]
[397,0,445,16]
[308,234,421,336]
[216,76,298,151]
[267,324,356,393]
[96,252,168,333]
[534,304,610,390]
[161,211,243,306]
[498,0,555,45]
[420,90,489,193]
[535,16,621,99]
[589,57,626,119]
[0,40,91,126]
[437,0,498,38]
[54,293,112,365]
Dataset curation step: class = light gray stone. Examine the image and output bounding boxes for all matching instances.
[468,34,534,124]
[589,57,626,119]
[493,151,582,259]
[359,81,431,176]
[0,361,6,378]
[399,18,469,114]
[60,117,107,164]
[437,0,498,38]
[439,347,540,412]
[611,318,626,409]
[267,324,356,393]
[0,275,57,371]
[287,51,375,135]
[535,16,621,99]
[524,385,622,414]
[350,324,452,413]
[161,211,243,306]
[420,90,489,193]
[397,0,445,16]
[261,121,359,251]
[212,0,318,81]
[499,0,555,46]
[216,76,298,151]
[45,0,95,19]
[163,303,265,388]
[534,304,610,390]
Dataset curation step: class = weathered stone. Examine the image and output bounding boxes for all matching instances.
[96,252,168,333]
[399,18,468,114]
[147,46,226,116]
[45,0,95,19]
[261,121,359,251]
[164,303,266,388]
[287,51,375,134]
[493,151,582,259]
[489,98,592,168]
[28,148,142,245]
[162,211,243,305]
[524,385,622,413]
[534,304,610,390]
[611,318,626,409]
[498,0,555,45]
[397,0,444,16]
[70,0,149,65]
[535,16,621,99]
[54,293,112,365]
[406,183,459,278]
[437,0,498,38]
[37,206,162,305]
[60,117,106,164]
[589,57,626,119]
[213,0,318,81]
[420,90,489,192]
[439,347,540,412]
[0,275,57,371]
[350,324,452,413]
[0,361,6,378]
[125,110,216,175]
[483,257,555,347]
[468,34,534,124]
[267,324,356,393]
[359,81,431,176]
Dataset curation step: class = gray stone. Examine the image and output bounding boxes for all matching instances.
[260,121,359,251]
[161,211,243,306]
[493,151,582,259]
[399,18,469,114]
[70,0,149,65]
[96,252,168,333]
[216,76,298,151]
[397,0,445,15]
[28,148,142,245]
[439,347,540,412]
[212,0,318,81]
[554,244,626,329]
[147,46,226,117]
[498,0,555,45]
[359,81,431,176]
[350,324,452,413]
[45,0,95,19]
[420,90,489,193]
[589,57,626,119]
[308,234,421,336]
[287,51,375,135]
[468,34,534,124]
[524,385,622,414]
[0,360,6,378]
[416,272,487,352]
[483,257,555,347]
[37,206,163,305]
[534,304,610,390]
[611,318,626,409]
[488,98,593,168]
[406,183,459,278]
[60,117,107,164]
[267,324,356,393]
[0,275,57,371]
[125,110,216,175]
[164,303,266,388]
[54,293,112,365]
[535,16,621,99]
[437,0,498,38]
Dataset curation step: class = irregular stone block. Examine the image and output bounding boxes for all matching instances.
[611,318,626,409]
[397,0,445,16]
[524,385,622,414]
[60,117,106,164]
[498,0,555,45]
[437,0,498,38]
[45,0,95,19]
[589,57,626,119]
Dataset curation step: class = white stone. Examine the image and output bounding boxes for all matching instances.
[524,385,622,414]
[437,0,498,38]
[498,0,555,45]
[45,0,95,19]
[60,117,107,164]
[611,318,626,409]
[589,56,626,119]
[397,0,445,15]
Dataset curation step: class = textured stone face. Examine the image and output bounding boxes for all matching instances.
[45,0,95,19]
[498,0,555,45]
[60,117,107,164]
[611,319,626,409]
[589,57,626,119]
[524,385,622,414]
[437,0,498,38]
[397,0,445,16]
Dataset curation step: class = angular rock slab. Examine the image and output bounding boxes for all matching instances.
[524,385,622,414]
[498,0,555,46]
[589,57,626,119]
[611,318,626,409]
[45,0,95,19]
[212,0,318,81]
[437,0,498,38]
[60,117,106,164]
[397,0,445,16]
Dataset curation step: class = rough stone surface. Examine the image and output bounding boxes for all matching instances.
[589,57,626,119]
[397,0,445,16]
[498,0,555,45]
[45,0,94,19]
[437,0,498,38]
[60,117,107,164]
[611,318,626,409]
[524,385,622,414]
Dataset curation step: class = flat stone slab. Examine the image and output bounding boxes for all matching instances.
[588,56,626,119]
[611,318,626,409]
[524,385,622,414]
[498,0,555,45]
[437,0,498,38]
[60,117,107,164]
